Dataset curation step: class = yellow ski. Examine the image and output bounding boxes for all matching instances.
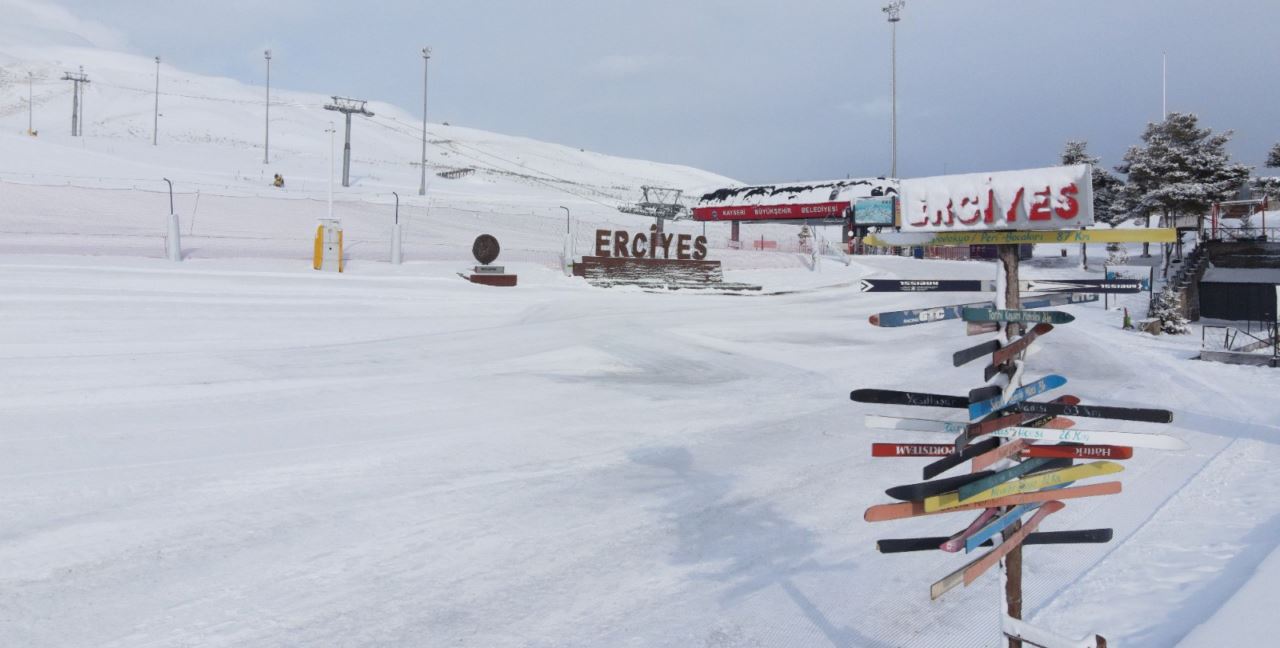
[865,228,1176,247]
[923,461,1123,513]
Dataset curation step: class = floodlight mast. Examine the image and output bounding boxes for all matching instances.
[419,47,431,196]
[264,50,272,164]
[882,0,904,178]
[323,96,374,187]
[153,56,160,146]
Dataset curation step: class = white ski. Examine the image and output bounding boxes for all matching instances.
[990,426,1188,450]
[1003,615,1107,648]
[863,415,967,434]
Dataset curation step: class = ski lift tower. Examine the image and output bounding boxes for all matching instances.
[617,185,688,235]
[323,96,374,187]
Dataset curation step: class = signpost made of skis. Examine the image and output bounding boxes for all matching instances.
[852,274,1183,648]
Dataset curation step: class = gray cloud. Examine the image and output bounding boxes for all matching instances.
[27,0,1280,184]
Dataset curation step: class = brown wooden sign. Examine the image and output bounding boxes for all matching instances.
[594,228,709,261]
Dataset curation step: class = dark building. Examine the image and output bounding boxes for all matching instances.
[1197,241,1280,322]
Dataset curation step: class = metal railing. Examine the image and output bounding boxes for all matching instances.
[1202,324,1279,357]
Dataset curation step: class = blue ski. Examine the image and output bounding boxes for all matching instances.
[968,374,1067,419]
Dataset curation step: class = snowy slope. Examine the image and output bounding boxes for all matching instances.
[3,254,1278,648]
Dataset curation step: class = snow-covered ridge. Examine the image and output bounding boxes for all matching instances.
[0,2,738,209]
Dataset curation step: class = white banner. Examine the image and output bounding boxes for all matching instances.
[900,164,1094,232]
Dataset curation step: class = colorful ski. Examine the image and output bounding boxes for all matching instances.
[867,293,1097,328]
[858,278,1143,294]
[876,528,1113,553]
[859,279,994,293]
[1023,292,1098,309]
[963,308,1076,324]
[968,374,1068,419]
[1010,400,1173,424]
[992,323,1053,366]
[931,502,1064,599]
[864,415,967,434]
[968,321,1000,336]
[1025,444,1132,460]
[869,301,992,327]
[851,389,969,409]
[923,461,1123,513]
[969,384,1004,404]
[863,481,1120,522]
[956,457,1072,502]
[953,338,1002,367]
[856,389,1171,424]
[940,508,999,552]
[964,502,1043,553]
[870,438,1000,459]
[1003,615,1108,648]
[885,470,996,502]
[969,439,1031,472]
[991,426,1187,450]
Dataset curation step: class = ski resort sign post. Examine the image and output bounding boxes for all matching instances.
[899,164,1094,233]
[851,164,1183,647]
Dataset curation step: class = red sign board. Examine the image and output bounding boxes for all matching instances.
[692,201,848,222]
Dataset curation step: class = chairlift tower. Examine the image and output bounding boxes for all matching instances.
[617,185,688,234]
[323,96,374,187]
[61,67,89,136]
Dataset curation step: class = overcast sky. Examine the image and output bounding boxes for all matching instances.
[50,0,1280,183]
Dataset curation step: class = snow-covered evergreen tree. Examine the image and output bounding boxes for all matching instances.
[1116,112,1251,220]
[1060,140,1125,224]
[1151,288,1191,334]
[1267,143,1280,168]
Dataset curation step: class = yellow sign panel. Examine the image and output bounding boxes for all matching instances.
[865,228,1177,247]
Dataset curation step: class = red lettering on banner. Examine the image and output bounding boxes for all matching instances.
[1029,186,1053,221]
[1005,187,1026,222]
[1056,183,1080,219]
[957,195,982,225]
[984,188,996,223]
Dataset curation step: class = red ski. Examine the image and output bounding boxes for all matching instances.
[1024,445,1133,460]
[992,322,1053,366]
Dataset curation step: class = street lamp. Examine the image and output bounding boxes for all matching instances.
[27,71,33,135]
[153,56,160,146]
[419,46,431,196]
[325,122,336,219]
[264,49,272,164]
[882,1,904,178]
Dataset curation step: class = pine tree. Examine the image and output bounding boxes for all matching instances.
[1116,112,1251,256]
[1116,112,1251,218]
[1267,143,1280,168]
[1151,288,1191,334]
[1060,140,1125,224]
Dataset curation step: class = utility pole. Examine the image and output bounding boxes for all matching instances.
[264,50,272,164]
[883,1,904,178]
[153,56,160,146]
[323,96,374,188]
[62,67,89,137]
[27,72,34,135]
[1162,52,1167,119]
[419,46,431,196]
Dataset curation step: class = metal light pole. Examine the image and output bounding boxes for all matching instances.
[153,56,160,146]
[419,46,431,196]
[326,122,336,219]
[883,1,904,178]
[264,49,272,164]
[560,206,570,233]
